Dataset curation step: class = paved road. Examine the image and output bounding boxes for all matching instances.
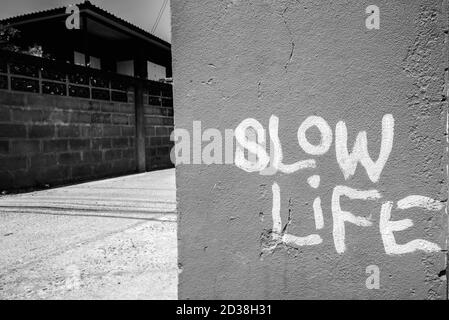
[0,169,177,300]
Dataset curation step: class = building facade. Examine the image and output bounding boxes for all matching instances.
[0,1,174,191]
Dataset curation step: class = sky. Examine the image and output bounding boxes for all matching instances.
[0,0,171,43]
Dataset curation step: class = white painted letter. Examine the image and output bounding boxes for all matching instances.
[271,182,282,240]
[297,115,333,156]
[397,195,444,211]
[313,197,324,230]
[380,197,442,255]
[307,175,324,230]
[332,186,381,254]
[269,115,316,173]
[335,114,394,183]
[271,182,322,246]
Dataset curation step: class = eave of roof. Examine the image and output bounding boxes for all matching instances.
[0,0,171,50]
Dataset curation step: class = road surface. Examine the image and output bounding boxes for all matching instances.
[0,169,177,300]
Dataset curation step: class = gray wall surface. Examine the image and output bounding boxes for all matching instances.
[173,0,449,299]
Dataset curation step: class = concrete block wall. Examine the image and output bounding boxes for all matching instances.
[174,0,449,299]
[144,91,174,170]
[0,90,137,190]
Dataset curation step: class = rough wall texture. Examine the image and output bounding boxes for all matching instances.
[174,0,449,299]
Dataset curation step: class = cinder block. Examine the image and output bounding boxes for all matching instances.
[27,94,56,107]
[92,163,112,177]
[121,126,135,137]
[0,140,9,154]
[122,148,135,159]
[162,108,174,117]
[103,114,112,124]
[70,111,92,124]
[162,117,174,125]
[58,152,81,165]
[128,116,136,126]
[150,136,162,146]
[112,114,129,125]
[0,91,26,106]
[83,150,103,163]
[148,147,157,157]
[0,155,27,170]
[145,127,156,137]
[0,171,14,190]
[160,136,171,146]
[91,138,112,149]
[43,139,68,153]
[11,140,40,154]
[81,125,103,138]
[112,137,128,148]
[30,154,57,168]
[129,159,136,170]
[127,93,135,103]
[91,112,111,124]
[79,100,100,111]
[156,126,166,136]
[101,102,119,113]
[28,125,55,138]
[49,110,70,123]
[150,107,164,116]
[56,96,80,110]
[145,117,164,126]
[57,125,80,138]
[119,103,134,114]
[0,107,10,122]
[11,109,43,123]
[104,149,122,161]
[11,169,36,189]
[157,146,170,157]
[69,138,91,151]
[35,165,70,184]
[103,125,121,137]
[111,158,132,173]
[72,164,92,178]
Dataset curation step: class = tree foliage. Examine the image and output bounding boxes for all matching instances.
[0,24,21,52]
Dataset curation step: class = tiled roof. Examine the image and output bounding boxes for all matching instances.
[0,0,170,48]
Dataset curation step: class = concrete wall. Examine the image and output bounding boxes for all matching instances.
[145,91,174,170]
[0,91,136,190]
[0,88,174,191]
[174,0,449,299]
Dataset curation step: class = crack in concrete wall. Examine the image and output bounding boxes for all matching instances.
[279,5,295,72]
